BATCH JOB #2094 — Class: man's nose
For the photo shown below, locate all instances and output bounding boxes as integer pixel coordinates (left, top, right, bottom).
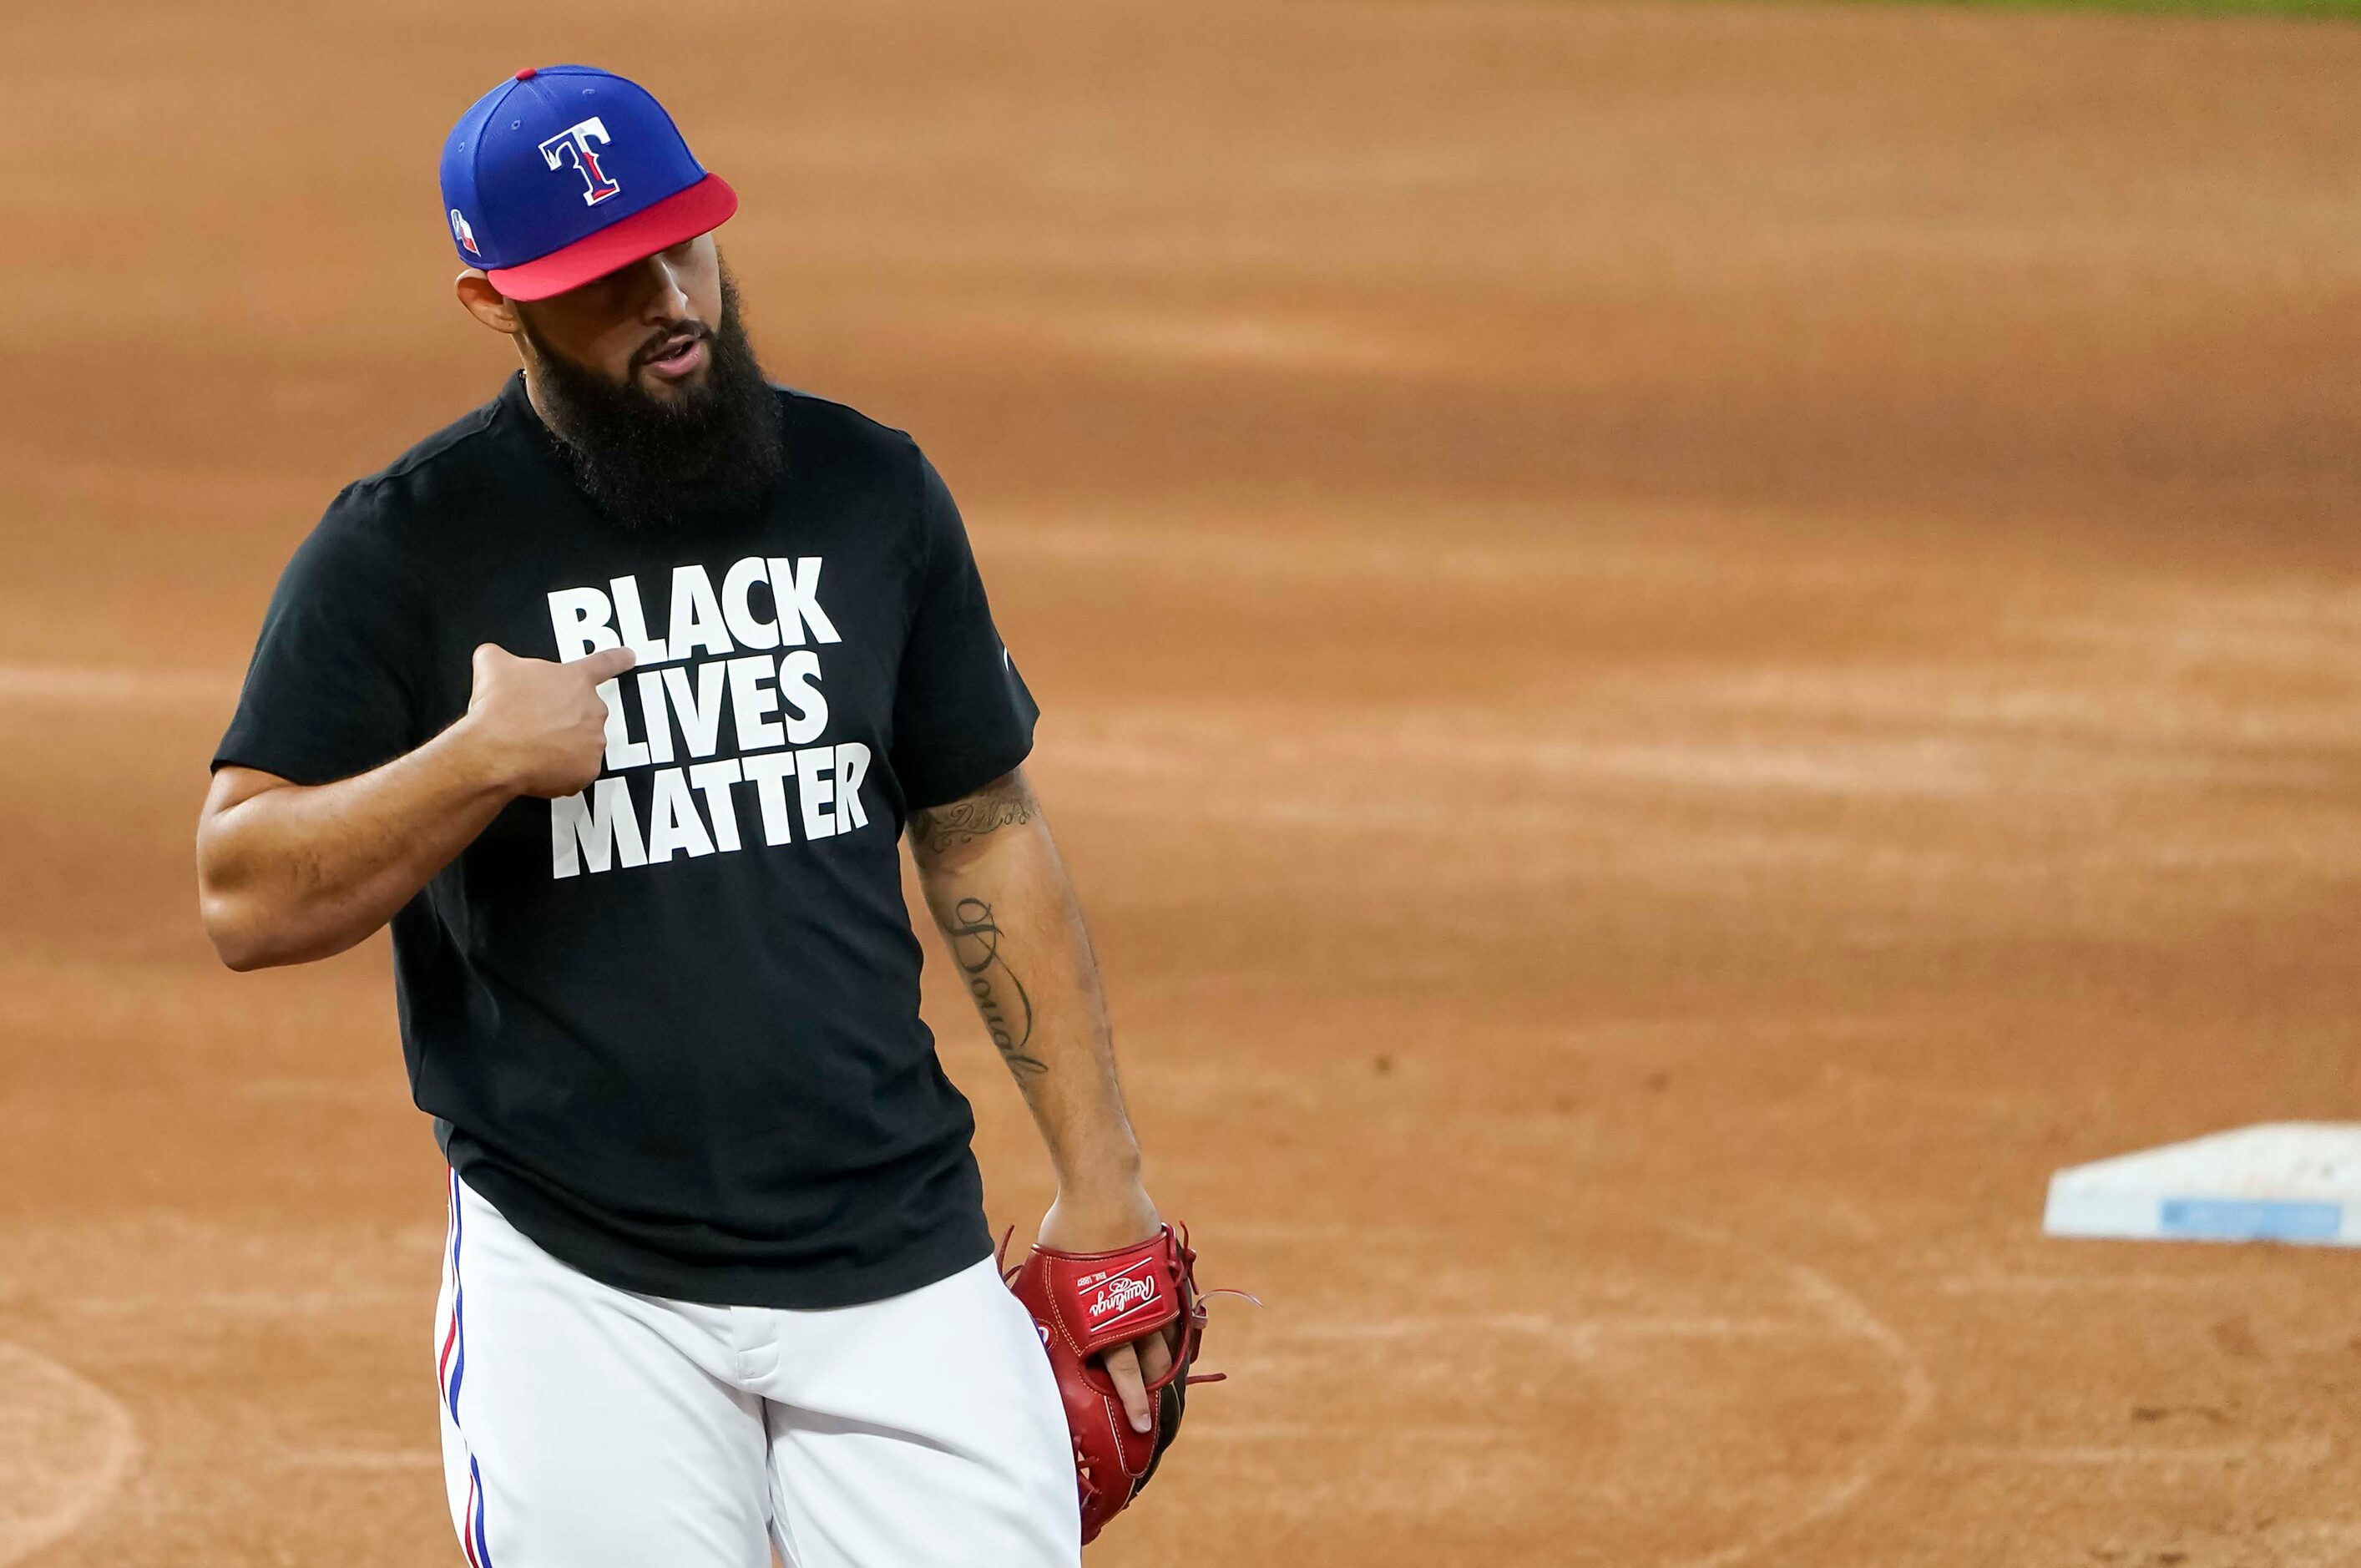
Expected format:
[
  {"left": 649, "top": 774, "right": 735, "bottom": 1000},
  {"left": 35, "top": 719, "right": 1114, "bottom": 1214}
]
[{"left": 632, "top": 254, "right": 693, "bottom": 323}]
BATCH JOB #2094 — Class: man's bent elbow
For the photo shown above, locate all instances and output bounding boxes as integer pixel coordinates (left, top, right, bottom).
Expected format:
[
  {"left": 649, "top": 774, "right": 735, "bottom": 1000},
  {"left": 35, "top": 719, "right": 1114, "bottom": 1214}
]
[
  {"left": 200, "top": 883, "right": 372, "bottom": 971},
  {"left": 195, "top": 852, "right": 312, "bottom": 972},
  {"left": 200, "top": 888, "right": 280, "bottom": 972},
  {"left": 196, "top": 768, "right": 321, "bottom": 969}
]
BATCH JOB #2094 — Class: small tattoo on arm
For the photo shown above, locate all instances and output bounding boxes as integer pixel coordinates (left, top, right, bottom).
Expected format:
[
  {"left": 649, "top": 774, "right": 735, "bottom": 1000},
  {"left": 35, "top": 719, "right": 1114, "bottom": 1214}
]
[
  {"left": 908, "top": 781, "right": 1034, "bottom": 855},
  {"left": 946, "top": 897, "right": 1046, "bottom": 1078}
]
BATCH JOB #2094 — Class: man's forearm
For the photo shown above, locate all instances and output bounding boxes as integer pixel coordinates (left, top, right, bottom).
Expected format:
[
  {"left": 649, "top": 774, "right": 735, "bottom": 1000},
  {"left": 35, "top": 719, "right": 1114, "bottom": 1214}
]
[
  {"left": 918, "top": 770, "right": 1175, "bottom": 1423},
  {"left": 198, "top": 720, "right": 515, "bottom": 970},
  {"left": 911, "top": 771, "right": 1144, "bottom": 1194}
]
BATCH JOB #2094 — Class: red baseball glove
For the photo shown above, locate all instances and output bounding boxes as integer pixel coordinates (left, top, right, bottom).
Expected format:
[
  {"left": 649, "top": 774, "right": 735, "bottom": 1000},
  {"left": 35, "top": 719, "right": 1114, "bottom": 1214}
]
[{"left": 1004, "top": 1223, "right": 1229, "bottom": 1544}]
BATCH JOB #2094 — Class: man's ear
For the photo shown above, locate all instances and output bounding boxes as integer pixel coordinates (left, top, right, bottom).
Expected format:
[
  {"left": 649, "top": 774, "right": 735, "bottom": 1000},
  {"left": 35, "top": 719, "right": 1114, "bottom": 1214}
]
[{"left": 455, "top": 270, "right": 520, "bottom": 334}]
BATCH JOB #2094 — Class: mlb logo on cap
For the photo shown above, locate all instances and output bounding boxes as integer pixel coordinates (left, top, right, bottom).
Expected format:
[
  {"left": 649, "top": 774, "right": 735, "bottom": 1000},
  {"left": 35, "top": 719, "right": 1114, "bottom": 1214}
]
[{"left": 438, "top": 65, "right": 737, "bottom": 301}]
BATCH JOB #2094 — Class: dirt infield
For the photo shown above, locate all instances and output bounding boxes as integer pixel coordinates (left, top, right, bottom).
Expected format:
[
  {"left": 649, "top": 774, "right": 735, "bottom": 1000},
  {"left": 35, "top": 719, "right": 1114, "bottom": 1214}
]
[{"left": 5, "top": 2, "right": 2360, "bottom": 1563}]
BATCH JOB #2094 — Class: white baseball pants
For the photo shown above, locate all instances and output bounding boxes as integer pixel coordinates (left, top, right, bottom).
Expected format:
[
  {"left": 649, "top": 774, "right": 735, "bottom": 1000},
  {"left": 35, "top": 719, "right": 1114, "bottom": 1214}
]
[{"left": 432, "top": 1171, "right": 1080, "bottom": 1568}]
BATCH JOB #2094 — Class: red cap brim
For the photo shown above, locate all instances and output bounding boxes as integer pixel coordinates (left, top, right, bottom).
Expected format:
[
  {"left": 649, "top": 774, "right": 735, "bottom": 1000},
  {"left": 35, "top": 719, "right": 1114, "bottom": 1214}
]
[{"left": 487, "top": 174, "right": 739, "bottom": 302}]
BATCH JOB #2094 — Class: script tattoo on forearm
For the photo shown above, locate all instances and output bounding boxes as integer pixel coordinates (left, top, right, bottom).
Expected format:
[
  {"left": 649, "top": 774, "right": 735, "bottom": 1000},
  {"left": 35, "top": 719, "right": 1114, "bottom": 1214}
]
[
  {"left": 909, "top": 784, "right": 1034, "bottom": 855},
  {"left": 946, "top": 897, "right": 1046, "bottom": 1077}
]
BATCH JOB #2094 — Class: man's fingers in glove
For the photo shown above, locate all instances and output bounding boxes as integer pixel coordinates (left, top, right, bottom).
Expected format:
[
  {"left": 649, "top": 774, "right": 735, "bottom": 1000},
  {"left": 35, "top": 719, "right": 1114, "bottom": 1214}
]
[
  {"left": 1103, "top": 1326, "right": 1179, "bottom": 1434},
  {"left": 1140, "top": 1324, "right": 1175, "bottom": 1387},
  {"left": 1102, "top": 1340, "right": 1151, "bottom": 1432}
]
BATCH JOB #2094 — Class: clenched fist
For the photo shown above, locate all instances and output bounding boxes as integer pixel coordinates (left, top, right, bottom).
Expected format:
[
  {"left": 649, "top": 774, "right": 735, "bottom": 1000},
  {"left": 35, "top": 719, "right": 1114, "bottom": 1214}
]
[{"left": 462, "top": 643, "right": 638, "bottom": 799}]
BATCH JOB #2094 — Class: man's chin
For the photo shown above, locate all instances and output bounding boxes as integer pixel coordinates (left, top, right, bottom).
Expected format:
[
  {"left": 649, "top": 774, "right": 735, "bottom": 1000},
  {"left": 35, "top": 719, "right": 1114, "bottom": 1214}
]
[{"left": 634, "top": 369, "right": 709, "bottom": 403}]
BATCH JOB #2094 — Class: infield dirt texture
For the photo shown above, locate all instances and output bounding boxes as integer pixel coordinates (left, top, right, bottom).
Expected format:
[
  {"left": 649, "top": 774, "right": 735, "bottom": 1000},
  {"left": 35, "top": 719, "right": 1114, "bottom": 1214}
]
[{"left": 5, "top": 3, "right": 2360, "bottom": 1565}]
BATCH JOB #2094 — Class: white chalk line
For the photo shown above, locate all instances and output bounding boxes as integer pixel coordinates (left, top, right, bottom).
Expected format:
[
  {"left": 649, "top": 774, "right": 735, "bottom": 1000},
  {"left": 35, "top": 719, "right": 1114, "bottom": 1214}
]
[
  {"left": 1250, "top": 1313, "right": 1846, "bottom": 1350},
  {"left": 63, "top": 1288, "right": 418, "bottom": 1318},
  {"left": 1193, "top": 1235, "right": 1932, "bottom": 1567},
  {"left": 0, "top": 660, "right": 236, "bottom": 706},
  {"left": 265, "top": 1444, "right": 441, "bottom": 1473},
  {"left": 1941, "top": 1436, "right": 2331, "bottom": 1469},
  {"left": 237, "top": 1075, "right": 400, "bottom": 1104},
  {"left": 1031, "top": 310, "right": 1423, "bottom": 374},
  {"left": 0, "top": 1343, "right": 139, "bottom": 1567},
  {"left": 1662, "top": 1227, "right": 1937, "bottom": 1568},
  {"left": 1203, "top": 1420, "right": 1545, "bottom": 1444},
  {"left": 1937, "top": 1272, "right": 2257, "bottom": 1297},
  {"left": 0, "top": 660, "right": 1966, "bottom": 807}
]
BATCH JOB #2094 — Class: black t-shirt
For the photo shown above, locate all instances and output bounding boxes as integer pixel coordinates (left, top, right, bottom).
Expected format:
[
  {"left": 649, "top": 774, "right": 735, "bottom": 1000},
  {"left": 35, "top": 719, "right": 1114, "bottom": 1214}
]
[{"left": 214, "top": 374, "right": 1038, "bottom": 1308}]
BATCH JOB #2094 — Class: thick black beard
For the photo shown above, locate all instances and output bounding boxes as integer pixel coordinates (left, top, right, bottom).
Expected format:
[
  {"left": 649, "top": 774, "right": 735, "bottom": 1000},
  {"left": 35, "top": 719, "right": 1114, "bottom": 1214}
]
[{"left": 520, "top": 266, "right": 782, "bottom": 530}]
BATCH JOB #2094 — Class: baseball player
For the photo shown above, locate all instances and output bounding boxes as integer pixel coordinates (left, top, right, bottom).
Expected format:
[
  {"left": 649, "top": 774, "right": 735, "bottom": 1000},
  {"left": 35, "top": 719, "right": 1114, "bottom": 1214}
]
[{"left": 195, "top": 65, "right": 1191, "bottom": 1566}]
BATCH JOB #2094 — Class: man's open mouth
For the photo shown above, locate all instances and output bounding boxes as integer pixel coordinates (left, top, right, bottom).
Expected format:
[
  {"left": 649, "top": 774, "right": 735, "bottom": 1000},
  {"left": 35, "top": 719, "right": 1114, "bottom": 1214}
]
[{"left": 642, "top": 331, "right": 709, "bottom": 378}]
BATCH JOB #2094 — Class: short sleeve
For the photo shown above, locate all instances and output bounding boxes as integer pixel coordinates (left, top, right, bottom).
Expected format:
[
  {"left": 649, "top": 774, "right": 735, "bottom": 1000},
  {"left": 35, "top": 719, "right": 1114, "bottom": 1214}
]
[
  {"left": 212, "top": 489, "right": 432, "bottom": 786},
  {"left": 889, "top": 454, "right": 1039, "bottom": 811}
]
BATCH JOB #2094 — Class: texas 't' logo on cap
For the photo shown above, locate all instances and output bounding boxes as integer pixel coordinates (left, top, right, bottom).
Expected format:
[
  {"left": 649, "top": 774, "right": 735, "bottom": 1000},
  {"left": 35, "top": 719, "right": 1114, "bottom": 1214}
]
[
  {"left": 538, "top": 118, "right": 622, "bottom": 206},
  {"left": 437, "top": 65, "right": 736, "bottom": 301}
]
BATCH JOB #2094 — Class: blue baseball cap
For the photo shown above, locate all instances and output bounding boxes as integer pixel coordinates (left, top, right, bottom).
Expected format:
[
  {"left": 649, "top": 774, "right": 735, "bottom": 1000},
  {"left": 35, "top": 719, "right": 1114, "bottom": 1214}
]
[{"left": 439, "top": 65, "right": 737, "bottom": 301}]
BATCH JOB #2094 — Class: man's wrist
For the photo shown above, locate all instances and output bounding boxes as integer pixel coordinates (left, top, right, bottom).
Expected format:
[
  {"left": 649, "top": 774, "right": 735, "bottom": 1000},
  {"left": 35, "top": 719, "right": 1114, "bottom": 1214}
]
[
  {"left": 1054, "top": 1147, "right": 1145, "bottom": 1199},
  {"left": 1040, "top": 1164, "right": 1160, "bottom": 1254},
  {"left": 439, "top": 711, "right": 521, "bottom": 799}
]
